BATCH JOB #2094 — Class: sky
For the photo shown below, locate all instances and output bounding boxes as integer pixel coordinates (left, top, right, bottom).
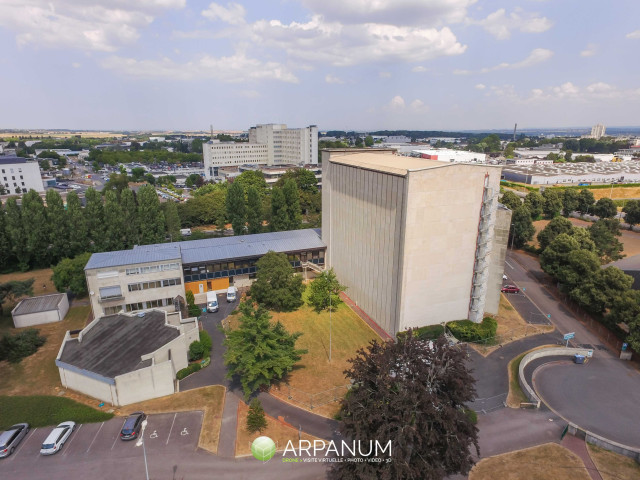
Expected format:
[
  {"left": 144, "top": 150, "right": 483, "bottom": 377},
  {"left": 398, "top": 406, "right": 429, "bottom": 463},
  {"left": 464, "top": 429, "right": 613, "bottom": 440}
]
[{"left": 1, "top": 0, "right": 639, "bottom": 132}]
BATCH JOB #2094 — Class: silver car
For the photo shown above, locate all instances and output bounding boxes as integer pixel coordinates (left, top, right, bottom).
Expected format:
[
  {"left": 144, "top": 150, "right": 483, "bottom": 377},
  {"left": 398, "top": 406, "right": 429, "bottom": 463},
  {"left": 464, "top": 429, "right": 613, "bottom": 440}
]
[
  {"left": 0, "top": 423, "right": 30, "bottom": 458},
  {"left": 40, "top": 421, "right": 76, "bottom": 455}
]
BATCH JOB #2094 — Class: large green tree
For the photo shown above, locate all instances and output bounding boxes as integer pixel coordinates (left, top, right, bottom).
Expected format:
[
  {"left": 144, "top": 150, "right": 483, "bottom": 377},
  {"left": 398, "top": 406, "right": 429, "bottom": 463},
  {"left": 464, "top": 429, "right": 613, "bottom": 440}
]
[
  {"left": 223, "top": 302, "right": 307, "bottom": 398},
  {"left": 269, "top": 187, "right": 289, "bottom": 232},
  {"left": 523, "top": 190, "right": 544, "bottom": 219},
  {"left": 500, "top": 191, "right": 522, "bottom": 211},
  {"left": 250, "top": 251, "right": 304, "bottom": 311},
  {"left": 226, "top": 181, "right": 247, "bottom": 235},
  {"left": 103, "top": 190, "right": 126, "bottom": 251},
  {"left": 537, "top": 216, "right": 574, "bottom": 251},
  {"left": 21, "top": 190, "right": 49, "bottom": 267},
  {"left": 539, "top": 233, "right": 580, "bottom": 281},
  {"left": 307, "top": 268, "right": 346, "bottom": 313},
  {"left": 235, "top": 170, "right": 267, "bottom": 196},
  {"left": 282, "top": 178, "right": 302, "bottom": 230},
  {"left": 0, "top": 279, "right": 34, "bottom": 314},
  {"left": 51, "top": 252, "right": 92, "bottom": 296},
  {"left": 84, "top": 187, "right": 105, "bottom": 251},
  {"left": 0, "top": 202, "right": 10, "bottom": 271},
  {"left": 588, "top": 219, "right": 624, "bottom": 263},
  {"left": 623, "top": 200, "right": 640, "bottom": 228},
  {"left": 571, "top": 267, "right": 633, "bottom": 315},
  {"left": 331, "top": 333, "right": 478, "bottom": 480},
  {"left": 120, "top": 188, "right": 139, "bottom": 248},
  {"left": 510, "top": 206, "right": 536, "bottom": 248},
  {"left": 45, "top": 189, "right": 69, "bottom": 264},
  {"left": 576, "top": 189, "right": 595, "bottom": 214},
  {"left": 246, "top": 186, "right": 263, "bottom": 235},
  {"left": 542, "top": 189, "right": 563, "bottom": 217},
  {"left": 163, "top": 200, "right": 181, "bottom": 241},
  {"left": 137, "top": 184, "right": 165, "bottom": 244},
  {"left": 593, "top": 197, "right": 618, "bottom": 219},
  {"left": 561, "top": 189, "right": 580, "bottom": 216},
  {"left": 66, "top": 191, "right": 89, "bottom": 256}
]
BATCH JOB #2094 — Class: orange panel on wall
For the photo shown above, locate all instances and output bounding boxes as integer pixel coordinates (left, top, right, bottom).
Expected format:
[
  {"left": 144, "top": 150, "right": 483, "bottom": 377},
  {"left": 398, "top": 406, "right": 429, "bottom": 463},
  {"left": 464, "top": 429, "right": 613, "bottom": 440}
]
[{"left": 185, "top": 277, "right": 229, "bottom": 295}]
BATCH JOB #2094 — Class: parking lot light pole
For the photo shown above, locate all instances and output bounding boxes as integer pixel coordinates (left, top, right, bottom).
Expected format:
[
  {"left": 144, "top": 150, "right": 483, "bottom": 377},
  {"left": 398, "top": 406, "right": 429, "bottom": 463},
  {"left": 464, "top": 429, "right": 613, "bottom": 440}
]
[{"left": 136, "top": 419, "right": 150, "bottom": 480}]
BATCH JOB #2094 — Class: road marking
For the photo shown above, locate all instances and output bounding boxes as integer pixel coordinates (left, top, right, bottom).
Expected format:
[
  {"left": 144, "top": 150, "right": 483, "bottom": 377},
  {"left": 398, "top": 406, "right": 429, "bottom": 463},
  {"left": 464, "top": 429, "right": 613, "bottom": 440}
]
[
  {"left": 150, "top": 430, "right": 158, "bottom": 439},
  {"left": 166, "top": 413, "right": 177, "bottom": 445},
  {"left": 180, "top": 427, "right": 189, "bottom": 436},
  {"left": 111, "top": 420, "right": 126, "bottom": 450},
  {"left": 505, "top": 260, "right": 514, "bottom": 269},
  {"left": 86, "top": 422, "right": 104, "bottom": 454},
  {"left": 9, "top": 427, "right": 37, "bottom": 461},
  {"left": 63, "top": 424, "right": 82, "bottom": 456}
]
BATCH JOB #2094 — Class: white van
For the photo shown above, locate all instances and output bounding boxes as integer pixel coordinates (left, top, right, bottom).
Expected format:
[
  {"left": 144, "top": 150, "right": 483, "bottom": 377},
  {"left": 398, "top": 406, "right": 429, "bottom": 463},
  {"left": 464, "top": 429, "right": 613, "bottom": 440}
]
[
  {"left": 206, "top": 291, "right": 219, "bottom": 313},
  {"left": 180, "top": 228, "right": 192, "bottom": 236},
  {"left": 226, "top": 286, "right": 238, "bottom": 303}
]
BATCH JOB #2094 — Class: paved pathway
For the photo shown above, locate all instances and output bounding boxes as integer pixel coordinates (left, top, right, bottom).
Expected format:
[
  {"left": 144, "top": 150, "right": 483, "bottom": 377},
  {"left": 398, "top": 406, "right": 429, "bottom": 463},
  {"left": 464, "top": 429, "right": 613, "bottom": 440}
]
[
  {"left": 561, "top": 434, "right": 603, "bottom": 480},
  {"left": 217, "top": 392, "right": 240, "bottom": 458}
]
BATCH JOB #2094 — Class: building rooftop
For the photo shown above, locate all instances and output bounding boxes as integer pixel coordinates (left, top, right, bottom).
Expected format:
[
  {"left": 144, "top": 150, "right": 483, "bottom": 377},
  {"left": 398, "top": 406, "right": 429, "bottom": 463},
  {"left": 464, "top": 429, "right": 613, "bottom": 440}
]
[
  {"left": 0, "top": 157, "right": 28, "bottom": 165},
  {"left": 12, "top": 294, "right": 66, "bottom": 316},
  {"left": 58, "top": 311, "right": 179, "bottom": 379},
  {"left": 502, "top": 162, "right": 640, "bottom": 178},
  {"left": 608, "top": 254, "right": 640, "bottom": 271},
  {"left": 85, "top": 229, "right": 326, "bottom": 270},
  {"left": 328, "top": 151, "right": 446, "bottom": 176}
]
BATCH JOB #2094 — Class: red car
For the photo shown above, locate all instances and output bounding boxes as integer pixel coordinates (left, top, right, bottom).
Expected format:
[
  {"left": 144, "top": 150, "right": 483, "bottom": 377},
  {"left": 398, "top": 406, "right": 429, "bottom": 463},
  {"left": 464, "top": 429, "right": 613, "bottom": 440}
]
[{"left": 501, "top": 285, "right": 520, "bottom": 294}]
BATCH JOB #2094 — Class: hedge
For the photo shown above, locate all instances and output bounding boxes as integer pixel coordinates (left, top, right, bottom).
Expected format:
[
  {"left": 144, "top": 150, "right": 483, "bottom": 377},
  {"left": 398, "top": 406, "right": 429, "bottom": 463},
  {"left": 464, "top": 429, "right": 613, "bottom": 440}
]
[
  {"left": 0, "top": 396, "right": 113, "bottom": 429},
  {"left": 397, "top": 324, "right": 445, "bottom": 341},
  {"left": 0, "top": 329, "right": 46, "bottom": 364},
  {"left": 176, "top": 362, "right": 201, "bottom": 380},
  {"left": 447, "top": 317, "right": 498, "bottom": 343}
]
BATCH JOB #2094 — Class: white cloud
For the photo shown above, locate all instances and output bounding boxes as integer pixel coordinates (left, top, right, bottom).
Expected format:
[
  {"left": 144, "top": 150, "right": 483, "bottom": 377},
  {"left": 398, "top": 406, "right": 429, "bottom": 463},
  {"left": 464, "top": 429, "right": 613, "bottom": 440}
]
[
  {"left": 475, "top": 83, "right": 485, "bottom": 90},
  {"left": 101, "top": 52, "right": 298, "bottom": 83},
  {"left": 580, "top": 43, "right": 597, "bottom": 57},
  {"left": 454, "top": 48, "right": 553, "bottom": 75},
  {"left": 388, "top": 95, "right": 406, "bottom": 109},
  {"left": 626, "top": 30, "right": 640, "bottom": 39},
  {"left": 486, "top": 81, "right": 639, "bottom": 103},
  {"left": 410, "top": 99, "right": 428, "bottom": 112},
  {"left": 470, "top": 8, "right": 552, "bottom": 40},
  {"left": 325, "top": 74, "right": 344, "bottom": 84},
  {"left": 72, "top": 62, "right": 81, "bottom": 68},
  {"left": 412, "top": 66, "right": 427, "bottom": 72},
  {"left": 252, "top": 16, "right": 466, "bottom": 66},
  {"left": 201, "top": 2, "right": 246, "bottom": 25},
  {"left": 171, "top": 30, "right": 217, "bottom": 40},
  {"left": 0, "top": 0, "right": 184, "bottom": 51},
  {"left": 379, "top": 71, "right": 392, "bottom": 78}
]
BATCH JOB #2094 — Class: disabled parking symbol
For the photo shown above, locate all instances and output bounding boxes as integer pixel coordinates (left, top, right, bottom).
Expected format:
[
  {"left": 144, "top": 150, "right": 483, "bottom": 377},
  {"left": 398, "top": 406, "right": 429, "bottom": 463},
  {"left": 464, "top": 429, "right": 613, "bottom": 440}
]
[
  {"left": 181, "top": 428, "right": 189, "bottom": 436},
  {"left": 150, "top": 430, "right": 158, "bottom": 439}
]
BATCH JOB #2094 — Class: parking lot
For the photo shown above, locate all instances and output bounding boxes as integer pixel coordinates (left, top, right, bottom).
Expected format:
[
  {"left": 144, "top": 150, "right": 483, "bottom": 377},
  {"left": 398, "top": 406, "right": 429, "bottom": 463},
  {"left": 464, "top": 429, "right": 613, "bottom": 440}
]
[{"left": 0, "top": 411, "right": 202, "bottom": 475}]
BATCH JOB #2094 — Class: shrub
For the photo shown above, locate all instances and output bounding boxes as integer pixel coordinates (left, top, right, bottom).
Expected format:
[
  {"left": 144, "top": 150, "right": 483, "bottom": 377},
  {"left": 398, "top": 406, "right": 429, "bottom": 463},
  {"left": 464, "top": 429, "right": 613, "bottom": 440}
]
[
  {"left": 199, "top": 331, "right": 212, "bottom": 357},
  {"left": 188, "top": 341, "right": 205, "bottom": 361},
  {"left": 185, "top": 290, "right": 195, "bottom": 306},
  {"left": 176, "top": 362, "right": 202, "bottom": 380},
  {"left": 246, "top": 399, "right": 267, "bottom": 434},
  {"left": 463, "top": 408, "right": 478, "bottom": 425},
  {"left": 188, "top": 303, "right": 201, "bottom": 318},
  {"left": 447, "top": 317, "right": 497, "bottom": 343},
  {"left": 0, "top": 329, "right": 46, "bottom": 364}
]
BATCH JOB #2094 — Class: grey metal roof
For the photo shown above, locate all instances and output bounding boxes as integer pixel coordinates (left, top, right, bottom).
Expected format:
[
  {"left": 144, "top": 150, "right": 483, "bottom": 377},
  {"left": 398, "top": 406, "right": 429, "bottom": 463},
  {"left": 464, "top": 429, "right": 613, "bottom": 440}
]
[
  {"left": 85, "top": 245, "right": 181, "bottom": 270},
  {"left": 58, "top": 311, "right": 179, "bottom": 379},
  {"left": 12, "top": 294, "right": 66, "bottom": 316},
  {"left": 0, "top": 157, "right": 28, "bottom": 165}
]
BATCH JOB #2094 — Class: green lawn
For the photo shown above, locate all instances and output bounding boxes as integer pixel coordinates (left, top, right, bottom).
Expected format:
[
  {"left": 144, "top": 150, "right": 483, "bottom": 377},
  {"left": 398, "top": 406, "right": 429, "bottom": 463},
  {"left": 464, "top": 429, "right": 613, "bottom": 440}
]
[{"left": 0, "top": 395, "right": 113, "bottom": 429}]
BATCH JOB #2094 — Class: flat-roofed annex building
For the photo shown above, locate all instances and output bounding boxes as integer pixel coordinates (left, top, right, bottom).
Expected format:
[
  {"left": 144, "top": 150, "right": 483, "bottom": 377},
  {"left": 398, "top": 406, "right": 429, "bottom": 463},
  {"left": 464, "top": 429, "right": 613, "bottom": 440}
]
[
  {"left": 322, "top": 150, "right": 510, "bottom": 337},
  {"left": 1, "top": 157, "right": 44, "bottom": 194},
  {"left": 85, "top": 229, "right": 327, "bottom": 319}
]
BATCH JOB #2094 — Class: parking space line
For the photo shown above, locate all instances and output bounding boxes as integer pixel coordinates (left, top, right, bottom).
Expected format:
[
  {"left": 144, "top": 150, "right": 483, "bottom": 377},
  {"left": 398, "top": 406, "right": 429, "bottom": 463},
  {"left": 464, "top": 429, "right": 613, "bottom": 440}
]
[
  {"left": 8, "top": 427, "right": 37, "bottom": 461},
  {"left": 166, "top": 413, "right": 177, "bottom": 445},
  {"left": 111, "top": 420, "right": 126, "bottom": 450},
  {"left": 62, "top": 424, "right": 82, "bottom": 456},
  {"left": 86, "top": 422, "right": 104, "bottom": 454}
]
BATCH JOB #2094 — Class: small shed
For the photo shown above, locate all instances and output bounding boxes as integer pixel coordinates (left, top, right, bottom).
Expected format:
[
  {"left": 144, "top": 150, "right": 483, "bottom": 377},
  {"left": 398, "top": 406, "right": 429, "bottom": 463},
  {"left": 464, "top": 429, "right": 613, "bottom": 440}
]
[{"left": 11, "top": 293, "right": 69, "bottom": 328}]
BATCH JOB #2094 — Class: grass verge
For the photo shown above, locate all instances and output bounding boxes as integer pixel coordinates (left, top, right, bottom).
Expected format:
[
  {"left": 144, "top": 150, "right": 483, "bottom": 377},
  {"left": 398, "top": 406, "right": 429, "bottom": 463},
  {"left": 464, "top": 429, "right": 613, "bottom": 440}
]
[
  {"left": 586, "top": 443, "right": 640, "bottom": 480},
  {"left": 0, "top": 395, "right": 113, "bottom": 429},
  {"left": 469, "top": 443, "right": 591, "bottom": 480},
  {"left": 118, "top": 385, "right": 225, "bottom": 454},
  {"left": 506, "top": 345, "right": 557, "bottom": 408},
  {"left": 235, "top": 399, "right": 321, "bottom": 456}
]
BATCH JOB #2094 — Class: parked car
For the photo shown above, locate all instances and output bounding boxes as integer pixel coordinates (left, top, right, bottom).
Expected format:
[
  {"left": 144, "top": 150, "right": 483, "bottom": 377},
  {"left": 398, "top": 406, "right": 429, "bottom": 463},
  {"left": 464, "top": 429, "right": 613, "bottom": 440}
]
[
  {"left": 226, "top": 286, "right": 237, "bottom": 303},
  {"left": 502, "top": 274, "right": 508, "bottom": 281},
  {"left": 120, "top": 412, "right": 146, "bottom": 441},
  {"left": 40, "top": 421, "right": 76, "bottom": 455},
  {"left": 0, "top": 423, "right": 29, "bottom": 458},
  {"left": 501, "top": 285, "right": 520, "bottom": 294}
]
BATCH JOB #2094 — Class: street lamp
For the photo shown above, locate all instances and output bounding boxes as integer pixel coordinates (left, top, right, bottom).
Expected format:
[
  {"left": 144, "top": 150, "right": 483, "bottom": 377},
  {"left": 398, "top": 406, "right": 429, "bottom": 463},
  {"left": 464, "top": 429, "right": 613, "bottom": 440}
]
[{"left": 136, "top": 419, "right": 150, "bottom": 480}]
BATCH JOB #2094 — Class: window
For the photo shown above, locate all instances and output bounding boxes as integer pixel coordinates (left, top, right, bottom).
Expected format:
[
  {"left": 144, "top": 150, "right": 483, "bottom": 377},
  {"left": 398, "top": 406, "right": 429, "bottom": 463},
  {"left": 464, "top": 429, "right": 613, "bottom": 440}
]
[
  {"left": 99, "top": 285, "right": 122, "bottom": 299},
  {"left": 104, "top": 305, "right": 122, "bottom": 315}
]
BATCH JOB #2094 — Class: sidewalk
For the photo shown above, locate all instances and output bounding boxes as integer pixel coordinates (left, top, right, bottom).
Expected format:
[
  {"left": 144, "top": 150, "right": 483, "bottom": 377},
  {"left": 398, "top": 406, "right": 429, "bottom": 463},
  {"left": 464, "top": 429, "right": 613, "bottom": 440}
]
[{"left": 561, "top": 434, "right": 603, "bottom": 480}]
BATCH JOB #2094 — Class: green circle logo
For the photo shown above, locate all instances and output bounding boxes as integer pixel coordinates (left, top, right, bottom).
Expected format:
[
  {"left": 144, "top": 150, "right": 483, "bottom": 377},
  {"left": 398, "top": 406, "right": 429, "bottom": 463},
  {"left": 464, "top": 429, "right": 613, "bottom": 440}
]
[{"left": 251, "top": 436, "right": 276, "bottom": 461}]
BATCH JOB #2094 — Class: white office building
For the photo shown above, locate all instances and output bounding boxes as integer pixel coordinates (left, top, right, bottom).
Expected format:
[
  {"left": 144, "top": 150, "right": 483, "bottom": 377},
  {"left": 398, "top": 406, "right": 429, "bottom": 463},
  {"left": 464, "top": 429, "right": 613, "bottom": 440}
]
[
  {"left": 203, "top": 124, "right": 318, "bottom": 179},
  {"left": 591, "top": 124, "right": 606, "bottom": 139},
  {"left": 1, "top": 157, "right": 44, "bottom": 194}
]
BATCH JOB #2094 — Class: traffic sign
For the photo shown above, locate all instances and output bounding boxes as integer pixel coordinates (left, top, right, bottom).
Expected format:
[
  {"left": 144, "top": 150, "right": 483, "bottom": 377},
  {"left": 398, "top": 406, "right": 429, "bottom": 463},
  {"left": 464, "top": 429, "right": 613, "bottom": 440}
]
[{"left": 563, "top": 332, "right": 575, "bottom": 341}]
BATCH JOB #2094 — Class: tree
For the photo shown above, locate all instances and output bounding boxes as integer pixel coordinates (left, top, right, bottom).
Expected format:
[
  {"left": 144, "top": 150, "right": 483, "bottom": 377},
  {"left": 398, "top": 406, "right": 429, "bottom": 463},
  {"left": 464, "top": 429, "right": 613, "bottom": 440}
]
[
  {"left": 39, "top": 159, "right": 51, "bottom": 170},
  {"left": 558, "top": 249, "right": 601, "bottom": 291},
  {"left": 593, "top": 198, "right": 618, "bottom": 219},
  {"left": 21, "top": 190, "right": 49, "bottom": 267},
  {"left": 45, "top": 189, "right": 69, "bottom": 264},
  {"left": 163, "top": 200, "right": 181, "bottom": 240},
  {"left": 331, "top": 333, "right": 478, "bottom": 480},
  {"left": 137, "top": 184, "right": 165, "bottom": 244},
  {"left": 84, "top": 188, "right": 105, "bottom": 251},
  {"left": 103, "top": 190, "right": 126, "bottom": 251},
  {"left": 226, "top": 181, "right": 246, "bottom": 235},
  {"left": 250, "top": 251, "right": 304, "bottom": 311},
  {"left": 537, "top": 216, "right": 574, "bottom": 251},
  {"left": 364, "top": 135, "right": 374, "bottom": 147},
  {"left": 564, "top": 150, "right": 573, "bottom": 162},
  {"left": 120, "top": 188, "right": 139, "bottom": 248},
  {"left": 354, "top": 136, "right": 363, "bottom": 147},
  {"left": 576, "top": 189, "right": 595, "bottom": 214},
  {"left": 588, "top": 219, "right": 624, "bottom": 263},
  {"left": 51, "top": 253, "right": 92, "bottom": 296},
  {"left": 500, "top": 191, "right": 522, "bottom": 211},
  {"left": 539, "top": 233, "right": 580, "bottom": 280},
  {"left": 308, "top": 268, "right": 346, "bottom": 313},
  {"left": 103, "top": 173, "right": 130, "bottom": 195},
  {"left": 561, "top": 189, "right": 580, "bottom": 216},
  {"left": 274, "top": 168, "right": 318, "bottom": 193},
  {"left": 246, "top": 186, "right": 263, "bottom": 235},
  {"left": 130, "top": 167, "right": 146, "bottom": 182},
  {"left": 269, "top": 187, "right": 289, "bottom": 232},
  {"left": 510, "top": 206, "right": 536, "bottom": 248},
  {"left": 235, "top": 170, "right": 267, "bottom": 197},
  {"left": 569, "top": 227, "right": 596, "bottom": 252},
  {"left": 223, "top": 302, "right": 307, "bottom": 398},
  {"left": 66, "top": 191, "right": 89, "bottom": 256},
  {"left": 570, "top": 267, "right": 633, "bottom": 315},
  {"left": 246, "top": 399, "right": 268, "bottom": 434},
  {"left": 523, "top": 191, "right": 544, "bottom": 219},
  {"left": 283, "top": 179, "right": 302, "bottom": 230},
  {"left": 0, "top": 279, "right": 34, "bottom": 314},
  {"left": 623, "top": 200, "right": 640, "bottom": 228},
  {"left": 185, "top": 173, "right": 201, "bottom": 188},
  {"left": 4, "top": 198, "right": 29, "bottom": 270},
  {"left": 0, "top": 202, "right": 10, "bottom": 271},
  {"left": 542, "top": 189, "right": 563, "bottom": 217}
]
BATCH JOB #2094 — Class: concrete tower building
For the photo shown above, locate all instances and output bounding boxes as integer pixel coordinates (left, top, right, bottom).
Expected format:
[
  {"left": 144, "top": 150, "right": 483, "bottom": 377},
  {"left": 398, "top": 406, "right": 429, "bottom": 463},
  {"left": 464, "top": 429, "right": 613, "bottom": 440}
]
[
  {"left": 322, "top": 149, "right": 511, "bottom": 338},
  {"left": 591, "top": 124, "right": 606, "bottom": 139}
]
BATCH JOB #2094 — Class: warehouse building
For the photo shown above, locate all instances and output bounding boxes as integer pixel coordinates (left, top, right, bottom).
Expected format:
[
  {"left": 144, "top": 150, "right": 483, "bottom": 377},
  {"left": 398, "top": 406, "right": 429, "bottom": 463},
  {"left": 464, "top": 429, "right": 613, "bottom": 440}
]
[
  {"left": 11, "top": 293, "right": 69, "bottom": 328},
  {"left": 85, "top": 229, "right": 326, "bottom": 319},
  {"left": 56, "top": 310, "right": 198, "bottom": 406},
  {"left": 411, "top": 148, "right": 486, "bottom": 164},
  {"left": 1, "top": 156, "right": 44, "bottom": 194},
  {"left": 502, "top": 162, "right": 640, "bottom": 185},
  {"left": 322, "top": 149, "right": 509, "bottom": 337}
]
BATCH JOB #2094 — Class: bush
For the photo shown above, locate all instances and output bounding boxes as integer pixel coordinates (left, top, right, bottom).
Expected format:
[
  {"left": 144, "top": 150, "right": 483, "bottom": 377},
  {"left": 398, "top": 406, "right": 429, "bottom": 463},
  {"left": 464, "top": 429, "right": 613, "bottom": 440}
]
[
  {"left": 186, "top": 290, "right": 195, "bottom": 306},
  {"left": 199, "top": 331, "right": 212, "bottom": 357},
  {"left": 463, "top": 408, "right": 478, "bottom": 425},
  {"left": 0, "top": 329, "right": 46, "bottom": 364},
  {"left": 188, "top": 341, "right": 205, "bottom": 361},
  {"left": 447, "top": 317, "right": 497, "bottom": 343},
  {"left": 413, "top": 324, "right": 445, "bottom": 340},
  {"left": 176, "top": 362, "right": 202, "bottom": 380},
  {"left": 188, "top": 303, "right": 201, "bottom": 318},
  {"left": 246, "top": 399, "right": 267, "bottom": 434}
]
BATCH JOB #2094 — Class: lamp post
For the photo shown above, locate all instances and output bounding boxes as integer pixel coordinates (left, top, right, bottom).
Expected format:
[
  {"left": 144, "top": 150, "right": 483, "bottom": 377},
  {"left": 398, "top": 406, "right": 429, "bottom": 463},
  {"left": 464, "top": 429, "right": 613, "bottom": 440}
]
[
  {"left": 136, "top": 419, "right": 150, "bottom": 480},
  {"left": 329, "top": 288, "right": 332, "bottom": 363}
]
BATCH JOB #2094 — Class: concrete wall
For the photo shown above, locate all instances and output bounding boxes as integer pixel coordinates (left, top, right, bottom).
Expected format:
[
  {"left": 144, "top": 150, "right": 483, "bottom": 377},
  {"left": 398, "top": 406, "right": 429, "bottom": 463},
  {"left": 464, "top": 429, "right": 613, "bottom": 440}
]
[
  {"left": 12, "top": 295, "right": 69, "bottom": 328},
  {"left": 58, "top": 365, "right": 118, "bottom": 405},
  {"left": 0, "top": 161, "right": 43, "bottom": 193},
  {"left": 322, "top": 152, "right": 407, "bottom": 337},
  {"left": 567, "top": 423, "right": 640, "bottom": 462},
  {"left": 485, "top": 206, "right": 513, "bottom": 315},
  {"left": 114, "top": 361, "right": 175, "bottom": 406}
]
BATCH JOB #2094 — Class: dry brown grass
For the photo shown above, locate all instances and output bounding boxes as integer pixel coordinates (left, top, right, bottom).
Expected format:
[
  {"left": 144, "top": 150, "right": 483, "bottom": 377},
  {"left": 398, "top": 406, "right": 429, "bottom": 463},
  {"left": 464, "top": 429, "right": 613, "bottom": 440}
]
[
  {"left": 0, "top": 305, "right": 90, "bottom": 395},
  {"left": 592, "top": 186, "right": 640, "bottom": 200},
  {"left": 235, "top": 399, "right": 321, "bottom": 456},
  {"left": 586, "top": 443, "right": 640, "bottom": 480},
  {"left": 469, "top": 443, "right": 591, "bottom": 480},
  {"left": 0, "top": 268, "right": 56, "bottom": 297},
  {"left": 506, "top": 345, "right": 557, "bottom": 408},
  {"left": 117, "top": 386, "right": 225, "bottom": 454}
]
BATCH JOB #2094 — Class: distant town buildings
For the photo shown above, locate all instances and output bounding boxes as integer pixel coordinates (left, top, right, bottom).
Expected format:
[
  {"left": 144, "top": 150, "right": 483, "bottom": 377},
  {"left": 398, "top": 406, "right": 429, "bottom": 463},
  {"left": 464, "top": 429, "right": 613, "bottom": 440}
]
[
  {"left": 0, "top": 156, "right": 44, "bottom": 193},
  {"left": 590, "top": 123, "right": 606, "bottom": 139},
  {"left": 411, "top": 148, "right": 487, "bottom": 164},
  {"left": 203, "top": 124, "right": 318, "bottom": 180},
  {"left": 502, "top": 162, "right": 640, "bottom": 185}
]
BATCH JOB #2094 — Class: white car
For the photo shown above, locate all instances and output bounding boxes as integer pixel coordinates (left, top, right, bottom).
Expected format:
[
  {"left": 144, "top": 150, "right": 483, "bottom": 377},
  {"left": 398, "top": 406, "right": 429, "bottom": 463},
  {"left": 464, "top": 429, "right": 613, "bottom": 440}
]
[
  {"left": 40, "top": 421, "right": 75, "bottom": 455},
  {"left": 503, "top": 274, "right": 508, "bottom": 281}
]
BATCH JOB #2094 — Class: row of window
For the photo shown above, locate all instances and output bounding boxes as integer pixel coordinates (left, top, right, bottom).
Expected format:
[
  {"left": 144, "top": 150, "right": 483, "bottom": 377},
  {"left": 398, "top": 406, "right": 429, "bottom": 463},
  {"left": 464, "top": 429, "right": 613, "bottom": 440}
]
[
  {"left": 125, "top": 297, "right": 175, "bottom": 313},
  {"left": 2, "top": 175, "right": 23, "bottom": 181},
  {"left": 126, "top": 263, "right": 180, "bottom": 275},
  {"left": 1, "top": 168, "right": 22, "bottom": 174},
  {"left": 128, "top": 278, "right": 181, "bottom": 291}
]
